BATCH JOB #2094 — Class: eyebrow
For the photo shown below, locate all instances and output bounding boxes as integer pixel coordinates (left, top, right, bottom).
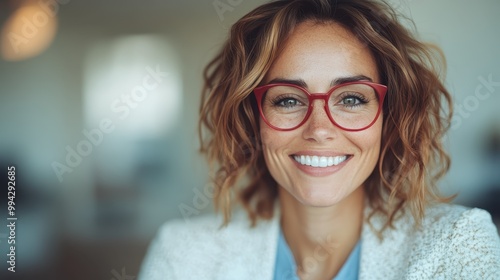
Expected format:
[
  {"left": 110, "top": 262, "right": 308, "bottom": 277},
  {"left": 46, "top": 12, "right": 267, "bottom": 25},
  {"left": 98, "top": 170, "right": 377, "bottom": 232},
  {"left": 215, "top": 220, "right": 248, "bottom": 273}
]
[{"left": 266, "top": 75, "right": 374, "bottom": 88}]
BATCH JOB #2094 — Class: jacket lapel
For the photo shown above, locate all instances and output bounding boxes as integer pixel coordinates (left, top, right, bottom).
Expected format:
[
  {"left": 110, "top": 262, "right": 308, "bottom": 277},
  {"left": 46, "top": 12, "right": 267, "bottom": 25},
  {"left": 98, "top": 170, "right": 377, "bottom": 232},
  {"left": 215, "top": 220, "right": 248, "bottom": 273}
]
[
  {"left": 359, "top": 207, "right": 414, "bottom": 280},
  {"left": 216, "top": 208, "right": 281, "bottom": 280}
]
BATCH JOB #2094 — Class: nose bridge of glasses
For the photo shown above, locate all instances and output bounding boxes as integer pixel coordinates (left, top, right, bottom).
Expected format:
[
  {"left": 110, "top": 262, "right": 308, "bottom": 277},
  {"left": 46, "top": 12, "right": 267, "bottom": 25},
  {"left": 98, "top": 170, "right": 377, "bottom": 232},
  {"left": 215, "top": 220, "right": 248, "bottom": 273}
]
[
  {"left": 308, "top": 93, "right": 330, "bottom": 111},
  {"left": 302, "top": 95, "right": 340, "bottom": 137},
  {"left": 307, "top": 95, "right": 333, "bottom": 125}
]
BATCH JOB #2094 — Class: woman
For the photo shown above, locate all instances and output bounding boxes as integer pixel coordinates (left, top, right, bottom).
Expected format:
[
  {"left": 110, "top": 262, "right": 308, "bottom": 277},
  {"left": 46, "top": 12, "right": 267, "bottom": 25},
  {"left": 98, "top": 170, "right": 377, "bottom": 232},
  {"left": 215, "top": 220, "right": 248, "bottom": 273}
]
[{"left": 139, "top": 0, "right": 500, "bottom": 279}]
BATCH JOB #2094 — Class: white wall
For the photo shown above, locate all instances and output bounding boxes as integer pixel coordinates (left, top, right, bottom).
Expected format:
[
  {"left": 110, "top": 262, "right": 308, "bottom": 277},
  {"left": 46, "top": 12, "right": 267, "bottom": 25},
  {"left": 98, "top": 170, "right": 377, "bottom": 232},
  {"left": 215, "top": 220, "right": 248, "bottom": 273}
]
[{"left": 393, "top": 0, "right": 500, "bottom": 201}]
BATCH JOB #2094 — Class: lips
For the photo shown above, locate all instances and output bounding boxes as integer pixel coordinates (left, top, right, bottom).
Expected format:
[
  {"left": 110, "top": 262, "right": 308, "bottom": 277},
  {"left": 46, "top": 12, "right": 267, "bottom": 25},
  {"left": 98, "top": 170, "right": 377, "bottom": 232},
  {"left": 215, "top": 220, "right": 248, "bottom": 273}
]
[{"left": 292, "top": 155, "right": 349, "bottom": 168}]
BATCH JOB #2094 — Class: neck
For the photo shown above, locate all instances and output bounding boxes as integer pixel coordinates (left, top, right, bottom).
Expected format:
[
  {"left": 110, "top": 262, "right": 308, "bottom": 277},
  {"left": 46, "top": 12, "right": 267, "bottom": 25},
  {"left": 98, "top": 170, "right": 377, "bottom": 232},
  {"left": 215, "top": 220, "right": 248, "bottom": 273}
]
[{"left": 279, "top": 187, "right": 365, "bottom": 278}]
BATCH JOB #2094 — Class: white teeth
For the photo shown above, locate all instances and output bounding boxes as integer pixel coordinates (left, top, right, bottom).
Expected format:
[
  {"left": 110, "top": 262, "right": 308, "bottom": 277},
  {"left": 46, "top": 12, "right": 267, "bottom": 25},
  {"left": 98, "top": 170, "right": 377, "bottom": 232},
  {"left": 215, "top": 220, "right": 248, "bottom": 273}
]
[
  {"left": 319, "top": 156, "right": 328, "bottom": 167},
  {"left": 311, "top": 156, "right": 319, "bottom": 166},
  {"left": 293, "top": 155, "right": 348, "bottom": 167}
]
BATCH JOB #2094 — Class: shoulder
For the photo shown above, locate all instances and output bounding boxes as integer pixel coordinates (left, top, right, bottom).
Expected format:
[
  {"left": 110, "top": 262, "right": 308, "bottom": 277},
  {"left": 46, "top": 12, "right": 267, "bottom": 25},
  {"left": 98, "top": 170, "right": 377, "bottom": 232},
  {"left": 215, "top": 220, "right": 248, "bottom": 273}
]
[
  {"left": 409, "top": 204, "right": 500, "bottom": 279},
  {"left": 360, "top": 203, "right": 500, "bottom": 279},
  {"left": 419, "top": 203, "right": 482, "bottom": 233},
  {"left": 418, "top": 203, "right": 499, "bottom": 247},
  {"left": 150, "top": 210, "right": 257, "bottom": 256},
  {"left": 153, "top": 209, "right": 275, "bottom": 249},
  {"left": 138, "top": 209, "right": 280, "bottom": 280}
]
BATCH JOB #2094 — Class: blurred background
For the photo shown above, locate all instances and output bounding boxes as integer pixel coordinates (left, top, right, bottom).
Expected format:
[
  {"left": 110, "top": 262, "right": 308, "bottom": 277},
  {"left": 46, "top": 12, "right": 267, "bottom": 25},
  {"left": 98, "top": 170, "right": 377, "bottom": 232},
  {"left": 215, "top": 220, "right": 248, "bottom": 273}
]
[{"left": 0, "top": 0, "right": 498, "bottom": 279}]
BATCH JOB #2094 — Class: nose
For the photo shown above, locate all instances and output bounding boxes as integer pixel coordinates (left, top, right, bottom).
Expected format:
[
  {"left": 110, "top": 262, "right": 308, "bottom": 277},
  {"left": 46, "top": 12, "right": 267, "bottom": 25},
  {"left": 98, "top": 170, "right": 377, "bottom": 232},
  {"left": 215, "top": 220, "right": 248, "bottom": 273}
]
[{"left": 301, "top": 99, "right": 339, "bottom": 143}]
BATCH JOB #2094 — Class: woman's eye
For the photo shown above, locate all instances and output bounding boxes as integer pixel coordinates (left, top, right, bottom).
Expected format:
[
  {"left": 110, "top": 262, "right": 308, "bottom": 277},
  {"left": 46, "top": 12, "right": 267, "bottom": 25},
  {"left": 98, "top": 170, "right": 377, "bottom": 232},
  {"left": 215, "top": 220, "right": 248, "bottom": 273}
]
[
  {"left": 277, "top": 98, "right": 301, "bottom": 107},
  {"left": 341, "top": 96, "right": 365, "bottom": 106}
]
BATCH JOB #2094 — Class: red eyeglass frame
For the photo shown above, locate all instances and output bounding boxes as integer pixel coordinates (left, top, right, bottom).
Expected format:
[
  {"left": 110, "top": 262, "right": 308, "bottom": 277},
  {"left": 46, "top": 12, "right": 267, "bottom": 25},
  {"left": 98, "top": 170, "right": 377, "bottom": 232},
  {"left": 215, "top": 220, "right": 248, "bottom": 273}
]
[{"left": 253, "top": 81, "right": 388, "bottom": 132}]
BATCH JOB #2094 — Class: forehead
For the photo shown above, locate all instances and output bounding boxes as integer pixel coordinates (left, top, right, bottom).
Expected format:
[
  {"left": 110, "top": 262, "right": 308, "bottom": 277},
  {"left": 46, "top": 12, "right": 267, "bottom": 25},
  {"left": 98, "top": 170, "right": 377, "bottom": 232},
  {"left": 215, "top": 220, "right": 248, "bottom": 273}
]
[{"left": 265, "top": 21, "right": 379, "bottom": 87}]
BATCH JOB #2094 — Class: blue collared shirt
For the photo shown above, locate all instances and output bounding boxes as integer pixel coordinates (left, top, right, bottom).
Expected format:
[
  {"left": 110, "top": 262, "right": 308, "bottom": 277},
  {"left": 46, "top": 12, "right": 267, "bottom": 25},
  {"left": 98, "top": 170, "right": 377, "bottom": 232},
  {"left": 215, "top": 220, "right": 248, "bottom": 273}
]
[{"left": 273, "top": 228, "right": 361, "bottom": 280}]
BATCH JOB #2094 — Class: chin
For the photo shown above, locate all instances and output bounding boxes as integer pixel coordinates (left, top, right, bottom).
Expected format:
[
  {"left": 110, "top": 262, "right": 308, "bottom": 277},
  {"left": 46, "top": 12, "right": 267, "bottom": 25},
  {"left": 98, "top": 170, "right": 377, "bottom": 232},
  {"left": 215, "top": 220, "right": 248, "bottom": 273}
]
[{"left": 293, "top": 187, "right": 347, "bottom": 207}]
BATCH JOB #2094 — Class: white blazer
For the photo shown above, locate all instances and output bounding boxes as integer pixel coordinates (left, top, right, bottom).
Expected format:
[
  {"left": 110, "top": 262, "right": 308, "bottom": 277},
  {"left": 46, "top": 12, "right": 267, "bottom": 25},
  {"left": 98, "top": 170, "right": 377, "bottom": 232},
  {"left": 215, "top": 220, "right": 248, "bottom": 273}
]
[{"left": 138, "top": 203, "right": 500, "bottom": 279}]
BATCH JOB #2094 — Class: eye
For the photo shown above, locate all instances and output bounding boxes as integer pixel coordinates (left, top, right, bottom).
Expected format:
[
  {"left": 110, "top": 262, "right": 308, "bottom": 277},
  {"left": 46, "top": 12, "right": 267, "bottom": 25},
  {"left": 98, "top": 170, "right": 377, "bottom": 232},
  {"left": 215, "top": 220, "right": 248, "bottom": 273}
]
[
  {"left": 269, "top": 94, "right": 306, "bottom": 109},
  {"left": 338, "top": 93, "right": 369, "bottom": 108},
  {"left": 276, "top": 98, "right": 302, "bottom": 108},
  {"left": 341, "top": 96, "right": 362, "bottom": 106}
]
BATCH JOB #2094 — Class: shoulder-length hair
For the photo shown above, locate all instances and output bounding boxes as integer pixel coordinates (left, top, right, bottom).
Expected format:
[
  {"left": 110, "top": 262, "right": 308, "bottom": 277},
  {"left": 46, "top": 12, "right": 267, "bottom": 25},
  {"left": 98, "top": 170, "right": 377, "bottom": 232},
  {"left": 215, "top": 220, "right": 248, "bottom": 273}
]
[{"left": 199, "top": 0, "right": 453, "bottom": 231}]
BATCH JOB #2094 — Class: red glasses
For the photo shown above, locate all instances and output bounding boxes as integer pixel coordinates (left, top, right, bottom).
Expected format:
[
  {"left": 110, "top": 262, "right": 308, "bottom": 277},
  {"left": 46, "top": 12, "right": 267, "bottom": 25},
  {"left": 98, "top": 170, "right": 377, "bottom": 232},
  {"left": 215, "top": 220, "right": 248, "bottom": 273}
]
[{"left": 253, "top": 81, "right": 387, "bottom": 131}]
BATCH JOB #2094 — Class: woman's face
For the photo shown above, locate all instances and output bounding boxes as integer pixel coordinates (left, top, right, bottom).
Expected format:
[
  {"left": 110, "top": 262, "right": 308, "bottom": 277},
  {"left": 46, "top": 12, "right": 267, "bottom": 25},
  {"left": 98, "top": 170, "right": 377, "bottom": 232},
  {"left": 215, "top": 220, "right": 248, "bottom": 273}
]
[{"left": 260, "top": 21, "right": 382, "bottom": 207}]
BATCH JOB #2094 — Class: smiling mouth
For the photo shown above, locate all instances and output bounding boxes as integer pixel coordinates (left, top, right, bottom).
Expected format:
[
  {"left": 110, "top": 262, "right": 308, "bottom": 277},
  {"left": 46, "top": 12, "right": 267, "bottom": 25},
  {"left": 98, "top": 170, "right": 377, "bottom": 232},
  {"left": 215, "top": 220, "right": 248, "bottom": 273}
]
[{"left": 292, "top": 155, "right": 350, "bottom": 168}]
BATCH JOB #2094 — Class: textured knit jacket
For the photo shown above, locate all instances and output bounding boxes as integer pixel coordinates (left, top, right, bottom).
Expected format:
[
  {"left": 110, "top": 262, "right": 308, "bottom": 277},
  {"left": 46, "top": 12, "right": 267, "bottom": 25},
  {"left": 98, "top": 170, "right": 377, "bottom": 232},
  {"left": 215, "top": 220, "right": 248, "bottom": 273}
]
[{"left": 138, "top": 203, "right": 500, "bottom": 279}]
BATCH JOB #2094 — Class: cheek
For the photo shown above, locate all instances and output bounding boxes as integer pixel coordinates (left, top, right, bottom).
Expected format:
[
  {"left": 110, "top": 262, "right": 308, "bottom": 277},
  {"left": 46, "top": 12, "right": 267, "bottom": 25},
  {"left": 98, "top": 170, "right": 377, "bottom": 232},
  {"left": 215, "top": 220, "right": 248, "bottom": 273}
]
[
  {"left": 260, "top": 127, "right": 283, "bottom": 183},
  {"left": 348, "top": 120, "right": 382, "bottom": 164},
  {"left": 357, "top": 121, "right": 382, "bottom": 164},
  {"left": 259, "top": 123, "right": 273, "bottom": 151},
  {"left": 259, "top": 124, "right": 295, "bottom": 179},
  {"left": 260, "top": 124, "right": 278, "bottom": 164},
  {"left": 365, "top": 126, "right": 382, "bottom": 149},
  {"left": 259, "top": 120, "right": 288, "bottom": 152}
]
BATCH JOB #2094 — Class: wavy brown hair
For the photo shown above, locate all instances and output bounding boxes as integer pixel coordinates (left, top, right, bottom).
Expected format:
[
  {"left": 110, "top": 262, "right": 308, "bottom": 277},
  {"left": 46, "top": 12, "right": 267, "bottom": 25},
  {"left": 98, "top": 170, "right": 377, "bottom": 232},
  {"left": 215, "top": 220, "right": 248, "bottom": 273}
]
[{"left": 199, "top": 0, "right": 453, "bottom": 231}]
